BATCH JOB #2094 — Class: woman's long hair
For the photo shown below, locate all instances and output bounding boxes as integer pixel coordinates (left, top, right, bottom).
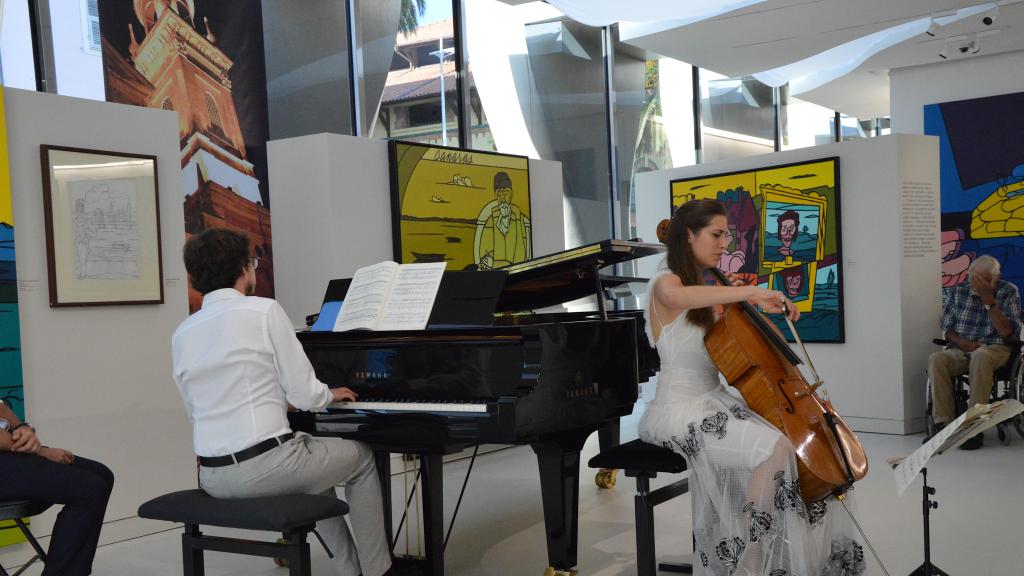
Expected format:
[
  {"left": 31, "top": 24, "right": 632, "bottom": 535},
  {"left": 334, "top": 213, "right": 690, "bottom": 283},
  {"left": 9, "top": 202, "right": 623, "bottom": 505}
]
[{"left": 663, "top": 199, "right": 727, "bottom": 332}]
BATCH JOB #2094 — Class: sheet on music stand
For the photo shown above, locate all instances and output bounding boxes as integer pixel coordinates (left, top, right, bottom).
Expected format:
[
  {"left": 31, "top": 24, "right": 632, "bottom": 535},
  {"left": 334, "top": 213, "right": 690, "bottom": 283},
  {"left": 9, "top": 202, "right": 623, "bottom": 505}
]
[{"left": 891, "top": 399, "right": 1024, "bottom": 495}]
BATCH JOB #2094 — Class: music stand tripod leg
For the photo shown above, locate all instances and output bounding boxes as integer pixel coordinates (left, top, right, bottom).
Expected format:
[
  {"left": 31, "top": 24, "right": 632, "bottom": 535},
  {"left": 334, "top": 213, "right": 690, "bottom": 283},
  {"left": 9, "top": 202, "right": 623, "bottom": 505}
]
[{"left": 908, "top": 468, "right": 950, "bottom": 576}]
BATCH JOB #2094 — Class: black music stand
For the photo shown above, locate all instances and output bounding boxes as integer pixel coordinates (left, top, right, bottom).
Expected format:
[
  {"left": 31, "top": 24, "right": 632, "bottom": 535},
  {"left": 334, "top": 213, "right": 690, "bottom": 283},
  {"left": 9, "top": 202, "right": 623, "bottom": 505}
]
[{"left": 908, "top": 467, "right": 948, "bottom": 576}]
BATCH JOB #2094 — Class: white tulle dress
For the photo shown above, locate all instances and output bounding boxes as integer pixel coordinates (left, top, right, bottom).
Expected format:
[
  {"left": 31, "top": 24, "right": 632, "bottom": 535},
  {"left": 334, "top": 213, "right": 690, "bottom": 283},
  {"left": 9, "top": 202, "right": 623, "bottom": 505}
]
[{"left": 637, "top": 270, "right": 866, "bottom": 576}]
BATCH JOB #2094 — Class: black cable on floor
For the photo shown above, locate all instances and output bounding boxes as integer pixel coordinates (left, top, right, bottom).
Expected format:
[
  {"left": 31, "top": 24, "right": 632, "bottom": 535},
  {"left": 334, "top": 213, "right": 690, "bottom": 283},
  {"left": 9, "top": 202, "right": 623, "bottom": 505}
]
[{"left": 444, "top": 444, "right": 479, "bottom": 551}]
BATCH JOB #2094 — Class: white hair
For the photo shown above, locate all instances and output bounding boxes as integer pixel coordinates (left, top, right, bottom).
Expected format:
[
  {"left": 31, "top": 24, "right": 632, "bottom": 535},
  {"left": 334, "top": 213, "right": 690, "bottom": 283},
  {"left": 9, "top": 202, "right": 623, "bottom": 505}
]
[{"left": 969, "top": 255, "right": 1000, "bottom": 277}]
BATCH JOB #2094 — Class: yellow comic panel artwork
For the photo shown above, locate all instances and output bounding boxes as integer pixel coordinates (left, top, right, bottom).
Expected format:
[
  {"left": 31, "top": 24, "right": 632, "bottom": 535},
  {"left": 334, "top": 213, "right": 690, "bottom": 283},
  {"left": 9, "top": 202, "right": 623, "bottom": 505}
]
[
  {"left": 395, "top": 144, "right": 531, "bottom": 271},
  {"left": 671, "top": 172, "right": 756, "bottom": 208}
]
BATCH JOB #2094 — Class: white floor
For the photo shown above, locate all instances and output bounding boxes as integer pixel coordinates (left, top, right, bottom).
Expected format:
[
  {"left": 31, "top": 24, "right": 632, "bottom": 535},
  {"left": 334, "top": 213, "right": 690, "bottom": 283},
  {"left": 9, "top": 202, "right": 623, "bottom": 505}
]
[{"left": 8, "top": 413, "right": 1024, "bottom": 576}]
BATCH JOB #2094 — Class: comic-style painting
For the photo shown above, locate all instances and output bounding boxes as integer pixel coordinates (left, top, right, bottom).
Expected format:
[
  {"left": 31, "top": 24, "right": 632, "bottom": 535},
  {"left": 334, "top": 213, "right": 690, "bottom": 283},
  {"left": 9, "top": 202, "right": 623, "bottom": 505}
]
[
  {"left": 924, "top": 92, "right": 1024, "bottom": 301},
  {"left": 389, "top": 141, "right": 532, "bottom": 271},
  {"left": 670, "top": 158, "right": 843, "bottom": 342}
]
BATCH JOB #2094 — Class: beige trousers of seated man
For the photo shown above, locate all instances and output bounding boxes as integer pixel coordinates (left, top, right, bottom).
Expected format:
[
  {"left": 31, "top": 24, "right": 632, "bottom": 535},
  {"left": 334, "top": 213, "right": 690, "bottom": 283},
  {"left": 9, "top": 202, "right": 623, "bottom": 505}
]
[{"left": 928, "top": 344, "right": 1012, "bottom": 424}]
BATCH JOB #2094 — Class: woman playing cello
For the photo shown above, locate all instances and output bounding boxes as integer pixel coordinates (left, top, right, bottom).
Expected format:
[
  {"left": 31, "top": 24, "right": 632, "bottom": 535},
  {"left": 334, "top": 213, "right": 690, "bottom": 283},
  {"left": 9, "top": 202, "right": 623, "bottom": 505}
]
[{"left": 639, "top": 199, "right": 865, "bottom": 576}]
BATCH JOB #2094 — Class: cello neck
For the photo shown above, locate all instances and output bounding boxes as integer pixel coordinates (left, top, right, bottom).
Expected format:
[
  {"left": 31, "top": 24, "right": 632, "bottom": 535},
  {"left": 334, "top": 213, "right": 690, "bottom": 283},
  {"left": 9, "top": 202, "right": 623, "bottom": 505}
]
[{"left": 708, "top": 268, "right": 803, "bottom": 366}]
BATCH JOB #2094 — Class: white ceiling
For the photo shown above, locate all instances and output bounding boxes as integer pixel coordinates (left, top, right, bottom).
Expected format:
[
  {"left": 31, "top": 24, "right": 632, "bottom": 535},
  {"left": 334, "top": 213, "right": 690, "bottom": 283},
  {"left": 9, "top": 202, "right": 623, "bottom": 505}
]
[{"left": 502, "top": 0, "right": 1024, "bottom": 118}]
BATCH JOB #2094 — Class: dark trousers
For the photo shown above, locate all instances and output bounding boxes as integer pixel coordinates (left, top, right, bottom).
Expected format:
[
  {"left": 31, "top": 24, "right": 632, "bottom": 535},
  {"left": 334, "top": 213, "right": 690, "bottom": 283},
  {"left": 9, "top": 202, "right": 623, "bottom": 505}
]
[{"left": 0, "top": 452, "right": 114, "bottom": 576}]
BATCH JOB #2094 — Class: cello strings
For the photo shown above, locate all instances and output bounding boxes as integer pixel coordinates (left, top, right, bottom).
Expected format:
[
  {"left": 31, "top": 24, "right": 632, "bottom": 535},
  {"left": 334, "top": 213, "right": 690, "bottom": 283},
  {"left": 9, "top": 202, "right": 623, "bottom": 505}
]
[
  {"left": 782, "top": 304, "right": 823, "bottom": 388},
  {"left": 839, "top": 496, "right": 892, "bottom": 576}
]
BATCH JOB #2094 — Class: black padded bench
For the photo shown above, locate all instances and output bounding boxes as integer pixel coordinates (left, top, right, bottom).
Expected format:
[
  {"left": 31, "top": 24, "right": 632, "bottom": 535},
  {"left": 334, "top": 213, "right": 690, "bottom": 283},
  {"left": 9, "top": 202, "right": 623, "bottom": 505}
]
[
  {"left": 589, "top": 439, "right": 693, "bottom": 575},
  {"left": 138, "top": 489, "right": 348, "bottom": 576}
]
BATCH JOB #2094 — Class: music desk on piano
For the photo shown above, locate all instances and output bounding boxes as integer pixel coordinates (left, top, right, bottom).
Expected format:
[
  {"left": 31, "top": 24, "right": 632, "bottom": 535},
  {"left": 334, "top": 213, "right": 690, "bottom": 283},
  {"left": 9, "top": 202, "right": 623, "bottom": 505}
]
[{"left": 293, "top": 239, "right": 664, "bottom": 575}]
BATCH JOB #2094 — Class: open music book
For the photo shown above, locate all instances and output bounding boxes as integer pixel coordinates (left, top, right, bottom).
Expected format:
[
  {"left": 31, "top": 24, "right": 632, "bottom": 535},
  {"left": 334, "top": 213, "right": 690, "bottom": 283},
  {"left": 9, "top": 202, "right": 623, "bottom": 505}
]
[
  {"left": 891, "top": 398, "right": 1024, "bottom": 495},
  {"left": 332, "top": 261, "right": 446, "bottom": 332}
]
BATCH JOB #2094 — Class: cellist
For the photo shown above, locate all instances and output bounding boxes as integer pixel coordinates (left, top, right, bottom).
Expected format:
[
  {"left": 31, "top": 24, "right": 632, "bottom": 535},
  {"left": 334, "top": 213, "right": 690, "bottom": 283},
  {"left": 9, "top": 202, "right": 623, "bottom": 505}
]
[{"left": 639, "top": 199, "right": 866, "bottom": 576}]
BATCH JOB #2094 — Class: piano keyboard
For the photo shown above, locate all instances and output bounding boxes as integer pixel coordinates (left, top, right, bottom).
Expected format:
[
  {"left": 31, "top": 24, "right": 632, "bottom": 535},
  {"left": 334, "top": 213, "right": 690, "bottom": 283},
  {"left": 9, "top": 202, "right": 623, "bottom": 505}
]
[{"left": 329, "top": 400, "right": 489, "bottom": 413}]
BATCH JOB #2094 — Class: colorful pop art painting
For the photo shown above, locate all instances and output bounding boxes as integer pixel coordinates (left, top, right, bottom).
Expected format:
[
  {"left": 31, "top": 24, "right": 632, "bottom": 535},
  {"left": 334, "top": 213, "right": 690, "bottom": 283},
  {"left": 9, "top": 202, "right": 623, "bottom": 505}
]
[
  {"left": 924, "top": 92, "right": 1024, "bottom": 299},
  {"left": 670, "top": 157, "right": 843, "bottom": 342},
  {"left": 389, "top": 141, "right": 532, "bottom": 271}
]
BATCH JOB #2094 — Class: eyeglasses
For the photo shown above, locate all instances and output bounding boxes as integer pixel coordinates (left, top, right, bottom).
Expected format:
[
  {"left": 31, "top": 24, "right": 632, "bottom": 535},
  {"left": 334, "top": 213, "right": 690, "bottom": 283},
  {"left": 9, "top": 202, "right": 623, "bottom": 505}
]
[{"left": 251, "top": 257, "right": 260, "bottom": 270}]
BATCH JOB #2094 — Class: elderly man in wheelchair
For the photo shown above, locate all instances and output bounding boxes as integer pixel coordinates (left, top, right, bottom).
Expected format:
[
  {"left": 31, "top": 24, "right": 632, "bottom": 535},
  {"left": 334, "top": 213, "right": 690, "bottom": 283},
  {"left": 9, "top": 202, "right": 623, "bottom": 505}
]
[{"left": 928, "top": 255, "right": 1022, "bottom": 450}]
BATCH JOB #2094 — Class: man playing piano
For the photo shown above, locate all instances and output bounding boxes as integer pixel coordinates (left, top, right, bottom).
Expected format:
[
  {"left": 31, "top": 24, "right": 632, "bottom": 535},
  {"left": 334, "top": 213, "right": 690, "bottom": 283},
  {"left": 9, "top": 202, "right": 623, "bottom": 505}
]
[{"left": 171, "top": 228, "right": 401, "bottom": 576}]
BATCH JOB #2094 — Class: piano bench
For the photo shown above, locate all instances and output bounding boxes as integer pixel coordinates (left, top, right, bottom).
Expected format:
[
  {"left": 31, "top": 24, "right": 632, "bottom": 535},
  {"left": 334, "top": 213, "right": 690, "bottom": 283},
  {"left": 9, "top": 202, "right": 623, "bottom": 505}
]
[
  {"left": 588, "top": 439, "right": 693, "bottom": 576},
  {"left": 138, "top": 489, "right": 348, "bottom": 576}
]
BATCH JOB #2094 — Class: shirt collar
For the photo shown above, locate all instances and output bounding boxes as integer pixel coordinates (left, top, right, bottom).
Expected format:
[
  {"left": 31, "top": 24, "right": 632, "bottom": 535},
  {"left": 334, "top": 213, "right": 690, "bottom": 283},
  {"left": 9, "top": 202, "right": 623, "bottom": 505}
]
[{"left": 201, "top": 288, "right": 245, "bottom": 309}]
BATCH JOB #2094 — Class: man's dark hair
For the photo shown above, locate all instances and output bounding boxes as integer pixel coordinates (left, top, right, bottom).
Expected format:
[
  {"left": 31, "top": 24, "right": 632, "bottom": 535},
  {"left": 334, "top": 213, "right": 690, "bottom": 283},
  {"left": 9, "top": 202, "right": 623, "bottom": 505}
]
[
  {"left": 183, "top": 228, "right": 251, "bottom": 294},
  {"left": 493, "top": 171, "right": 512, "bottom": 191},
  {"left": 777, "top": 210, "right": 800, "bottom": 229}
]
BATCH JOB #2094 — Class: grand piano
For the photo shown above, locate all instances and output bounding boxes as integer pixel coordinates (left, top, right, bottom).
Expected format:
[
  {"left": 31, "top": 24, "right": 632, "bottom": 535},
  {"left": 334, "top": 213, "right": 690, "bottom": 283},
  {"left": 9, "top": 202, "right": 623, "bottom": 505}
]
[{"left": 293, "top": 239, "right": 664, "bottom": 575}]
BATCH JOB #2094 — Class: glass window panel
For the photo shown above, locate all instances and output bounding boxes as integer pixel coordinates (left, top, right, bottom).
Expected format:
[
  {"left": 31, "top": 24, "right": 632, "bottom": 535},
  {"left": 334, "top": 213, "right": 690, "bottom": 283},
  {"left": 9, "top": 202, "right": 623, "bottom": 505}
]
[
  {"left": 464, "top": 0, "right": 611, "bottom": 247},
  {"left": 49, "top": 0, "right": 105, "bottom": 99},
  {"left": 619, "top": 54, "right": 695, "bottom": 240},
  {"left": 364, "top": 0, "right": 461, "bottom": 147},
  {"left": 0, "top": 0, "right": 37, "bottom": 90},
  {"left": 700, "top": 69, "right": 775, "bottom": 162},
  {"left": 261, "top": 0, "right": 353, "bottom": 139},
  {"left": 780, "top": 88, "right": 835, "bottom": 151},
  {"left": 839, "top": 114, "right": 868, "bottom": 141}
]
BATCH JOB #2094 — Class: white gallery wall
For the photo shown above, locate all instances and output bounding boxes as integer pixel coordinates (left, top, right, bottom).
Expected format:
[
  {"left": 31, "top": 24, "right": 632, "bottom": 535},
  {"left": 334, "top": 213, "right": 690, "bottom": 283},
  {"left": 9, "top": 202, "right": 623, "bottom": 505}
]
[
  {"left": 1, "top": 89, "right": 194, "bottom": 565},
  {"left": 634, "top": 135, "right": 941, "bottom": 434},
  {"left": 268, "top": 133, "right": 566, "bottom": 324},
  {"left": 890, "top": 50, "right": 1024, "bottom": 134}
]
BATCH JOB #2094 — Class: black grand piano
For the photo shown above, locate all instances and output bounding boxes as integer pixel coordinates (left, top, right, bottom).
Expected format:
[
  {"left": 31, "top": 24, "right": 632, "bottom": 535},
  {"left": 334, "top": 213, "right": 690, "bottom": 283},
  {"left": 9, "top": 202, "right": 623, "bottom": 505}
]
[{"left": 293, "top": 239, "right": 664, "bottom": 575}]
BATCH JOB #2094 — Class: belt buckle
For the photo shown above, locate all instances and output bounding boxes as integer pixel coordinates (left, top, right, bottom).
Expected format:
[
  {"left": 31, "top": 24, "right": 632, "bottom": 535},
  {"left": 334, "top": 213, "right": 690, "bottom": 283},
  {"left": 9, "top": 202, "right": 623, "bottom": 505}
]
[{"left": 231, "top": 453, "right": 239, "bottom": 465}]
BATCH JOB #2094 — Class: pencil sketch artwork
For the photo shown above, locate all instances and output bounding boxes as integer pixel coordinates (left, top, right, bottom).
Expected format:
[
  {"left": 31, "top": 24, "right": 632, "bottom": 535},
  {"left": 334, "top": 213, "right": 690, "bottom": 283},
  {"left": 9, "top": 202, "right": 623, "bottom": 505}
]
[{"left": 68, "top": 179, "right": 141, "bottom": 280}]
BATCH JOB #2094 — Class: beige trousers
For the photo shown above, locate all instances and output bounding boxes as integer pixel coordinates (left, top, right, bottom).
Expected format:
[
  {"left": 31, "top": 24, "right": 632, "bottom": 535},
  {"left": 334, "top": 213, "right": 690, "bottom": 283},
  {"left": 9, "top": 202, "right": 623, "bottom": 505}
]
[
  {"left": 199, "top": 432, "right": 391, "bottom": 576},
  {"left": 928, "top": 344, "right": 1012, "bottom": 424}
]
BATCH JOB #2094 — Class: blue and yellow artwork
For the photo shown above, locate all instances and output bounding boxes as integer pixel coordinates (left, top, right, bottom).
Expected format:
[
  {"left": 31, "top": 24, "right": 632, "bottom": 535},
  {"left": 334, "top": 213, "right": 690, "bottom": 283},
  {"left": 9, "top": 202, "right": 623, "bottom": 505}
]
[
  {"left": 671, "top": 157, "right": 843, "bottom": 342},
  {"left": 924, "top": 92, "right": 1024, "bottom": 300}
]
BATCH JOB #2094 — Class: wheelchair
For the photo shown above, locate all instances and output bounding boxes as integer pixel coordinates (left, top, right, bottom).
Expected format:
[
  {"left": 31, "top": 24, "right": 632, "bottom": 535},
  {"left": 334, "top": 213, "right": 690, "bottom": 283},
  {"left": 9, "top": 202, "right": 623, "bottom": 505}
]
[{"left": 924, "top": 338, "right": 1024, "bottom": 444}]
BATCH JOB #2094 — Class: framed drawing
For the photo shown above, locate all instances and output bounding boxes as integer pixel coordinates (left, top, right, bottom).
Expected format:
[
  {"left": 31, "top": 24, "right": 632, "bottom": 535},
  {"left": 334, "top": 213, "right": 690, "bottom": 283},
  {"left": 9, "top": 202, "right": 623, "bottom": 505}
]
[
  {"left": 388, "top": 140, "right": 532, "bottom": 271},
  {"left": 40, "top": 145, "right": 163, "bottom": 306},
  {"left": 670, "top": 157, "right": 843, "bottom": 342}
]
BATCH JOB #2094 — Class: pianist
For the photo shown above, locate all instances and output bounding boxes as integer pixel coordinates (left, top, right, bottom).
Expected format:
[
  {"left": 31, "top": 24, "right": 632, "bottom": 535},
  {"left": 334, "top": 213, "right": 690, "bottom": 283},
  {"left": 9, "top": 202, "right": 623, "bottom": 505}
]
[{"left": 171, "top": 228, "right": 395, "bottom": 576}]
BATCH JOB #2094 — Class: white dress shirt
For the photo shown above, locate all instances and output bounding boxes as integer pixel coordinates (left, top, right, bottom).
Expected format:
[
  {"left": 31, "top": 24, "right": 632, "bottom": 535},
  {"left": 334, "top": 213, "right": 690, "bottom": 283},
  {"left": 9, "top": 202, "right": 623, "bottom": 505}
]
[{"left": 171, "top": 288, "right": 332, "bottom": 457}]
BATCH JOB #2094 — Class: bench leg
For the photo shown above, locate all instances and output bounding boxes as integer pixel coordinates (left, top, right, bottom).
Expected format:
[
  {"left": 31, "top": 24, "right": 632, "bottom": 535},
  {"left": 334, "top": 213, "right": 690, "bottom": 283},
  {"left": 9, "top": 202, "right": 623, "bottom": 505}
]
[
  {"left": 635, "top": 477, "right": 656, "bottom": 576},
  {"left": 182, "top": 524, "right": 205, "bottom": 576},
  {"left": 285, "top": 530, "right": 312, "bottom": 576}
]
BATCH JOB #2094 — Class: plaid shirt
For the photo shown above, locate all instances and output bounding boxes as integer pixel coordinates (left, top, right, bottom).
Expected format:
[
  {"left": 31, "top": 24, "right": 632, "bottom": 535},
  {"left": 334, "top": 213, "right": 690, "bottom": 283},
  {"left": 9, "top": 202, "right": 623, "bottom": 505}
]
[{"left": 941, "top": 279, "right": 1021, "bottom": 344}]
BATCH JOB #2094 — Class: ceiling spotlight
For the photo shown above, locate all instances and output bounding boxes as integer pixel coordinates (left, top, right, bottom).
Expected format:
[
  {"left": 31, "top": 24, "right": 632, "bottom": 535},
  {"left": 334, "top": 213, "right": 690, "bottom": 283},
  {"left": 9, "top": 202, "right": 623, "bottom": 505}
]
[
  {"left": 926, "top": 19, "right": 941, "bottom": 36},
  {"left": 969, "top": 38, "right": 981, "bottom": 54},
  {"left": 982, "top": 5, "right": 999, "bottom": 25},
  {"left": 939, "top": 43, "right": 949, "bottom": 59}
]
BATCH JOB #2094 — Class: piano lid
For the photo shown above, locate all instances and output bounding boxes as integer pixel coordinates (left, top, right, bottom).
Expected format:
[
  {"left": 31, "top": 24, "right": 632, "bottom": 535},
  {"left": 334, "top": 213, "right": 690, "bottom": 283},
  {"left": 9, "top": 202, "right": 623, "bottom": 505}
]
[{"left": 495, "top": 239, "right": 664, "bottom": 312}]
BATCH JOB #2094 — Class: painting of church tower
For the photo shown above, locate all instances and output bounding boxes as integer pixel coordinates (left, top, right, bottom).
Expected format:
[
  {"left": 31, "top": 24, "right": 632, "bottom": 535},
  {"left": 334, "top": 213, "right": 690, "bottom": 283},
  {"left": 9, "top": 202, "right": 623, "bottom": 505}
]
[{"left": 101, "top": 0, "right": 273, "bottom": 312}]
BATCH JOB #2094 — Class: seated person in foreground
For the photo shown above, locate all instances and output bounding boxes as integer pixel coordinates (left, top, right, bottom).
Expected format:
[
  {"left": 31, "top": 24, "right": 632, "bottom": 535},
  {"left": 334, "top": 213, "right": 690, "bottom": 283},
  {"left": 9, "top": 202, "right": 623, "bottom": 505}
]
[
  {"left": 0, "top": 399, "right": 114, "bottom": 576},
  {"left": 928, "top": 255, "right": 1021, "bottom": 450},
  {"left": 172, "top": 228, "right": 407, "bottom": 576}
]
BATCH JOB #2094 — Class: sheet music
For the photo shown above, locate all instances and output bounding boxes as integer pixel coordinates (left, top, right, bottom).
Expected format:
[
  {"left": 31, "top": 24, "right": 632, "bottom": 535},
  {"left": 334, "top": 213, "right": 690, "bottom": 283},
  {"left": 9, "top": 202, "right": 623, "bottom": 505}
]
[
  {"left": 378, "top": 262, "right": 447, "bottom": 331},
  {"left": 893, "top": 399, "right": 1024, "bottom": 495},
  {"left": 332, "top": 261, "right": 398, "bottom": 332}
]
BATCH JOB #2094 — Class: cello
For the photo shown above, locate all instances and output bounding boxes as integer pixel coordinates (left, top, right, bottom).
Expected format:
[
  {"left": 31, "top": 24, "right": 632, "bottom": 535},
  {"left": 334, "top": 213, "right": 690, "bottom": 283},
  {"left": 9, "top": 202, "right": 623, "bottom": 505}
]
[{"left": 704, "top": 268, "right": 869, "bottom": 503}]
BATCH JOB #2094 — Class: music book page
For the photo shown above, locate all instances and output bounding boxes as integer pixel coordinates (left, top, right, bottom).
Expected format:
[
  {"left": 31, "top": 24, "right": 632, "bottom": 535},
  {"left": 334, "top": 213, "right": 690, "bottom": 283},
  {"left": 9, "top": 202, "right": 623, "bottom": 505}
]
[
  {"left": 892, "top": 399, "right": 1024, "bottom": 495},
  {"left": 377, "top": 262, "right": 447, "bottom": 331},
  {"left": 332, "top": 261, "right": 446, "bottom": 332}
]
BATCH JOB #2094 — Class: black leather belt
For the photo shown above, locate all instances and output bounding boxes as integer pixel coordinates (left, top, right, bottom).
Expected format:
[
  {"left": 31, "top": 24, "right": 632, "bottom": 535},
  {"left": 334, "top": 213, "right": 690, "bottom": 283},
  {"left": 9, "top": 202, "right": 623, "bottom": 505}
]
[{"left": 197, "top": 433, "right": 294, "bottom": 468}]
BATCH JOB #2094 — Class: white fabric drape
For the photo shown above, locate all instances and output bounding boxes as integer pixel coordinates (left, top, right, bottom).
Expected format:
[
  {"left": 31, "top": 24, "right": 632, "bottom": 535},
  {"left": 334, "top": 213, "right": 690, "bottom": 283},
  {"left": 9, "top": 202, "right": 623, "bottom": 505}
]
[
  {"left": 754, "top": 2, "right": 998, "bottom": 94},
  {"left": 544, "top": 0, "right": 768, "bottom": 27}
]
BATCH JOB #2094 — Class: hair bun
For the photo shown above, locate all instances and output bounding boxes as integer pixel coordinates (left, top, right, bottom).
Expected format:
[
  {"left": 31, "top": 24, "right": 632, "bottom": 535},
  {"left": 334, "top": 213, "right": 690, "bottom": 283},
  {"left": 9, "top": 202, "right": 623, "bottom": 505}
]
[{"left": 656, "top": 219, "right": 671, "bottom": 244}]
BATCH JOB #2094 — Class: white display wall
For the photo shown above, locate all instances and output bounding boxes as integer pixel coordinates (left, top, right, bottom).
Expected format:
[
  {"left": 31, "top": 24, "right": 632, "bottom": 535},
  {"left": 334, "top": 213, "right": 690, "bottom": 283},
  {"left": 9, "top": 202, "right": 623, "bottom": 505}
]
[
  {"left": 268, "top": 133, "right": 566, "bottom": 324},
  {"left": 634, "top": 135, "right": 941, "bottom": 434},
  {"left": 1, "top": 88, "right": 195, "bottom": 566}
]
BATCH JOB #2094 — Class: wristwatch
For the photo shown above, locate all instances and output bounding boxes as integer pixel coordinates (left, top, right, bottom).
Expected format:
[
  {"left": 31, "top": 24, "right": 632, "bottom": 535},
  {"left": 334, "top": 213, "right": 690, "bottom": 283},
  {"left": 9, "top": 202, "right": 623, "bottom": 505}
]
[{"left": 984, "top": 303, "right": 993, "bottom": 311}]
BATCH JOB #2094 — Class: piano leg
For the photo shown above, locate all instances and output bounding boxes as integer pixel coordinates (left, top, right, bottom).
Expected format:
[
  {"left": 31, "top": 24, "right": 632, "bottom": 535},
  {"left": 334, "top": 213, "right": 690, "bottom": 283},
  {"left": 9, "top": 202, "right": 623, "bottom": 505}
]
[
  {"left": 374, "top": 450, "right": 393, "bottom": 547},
  {"left": 419, "top": 453, "right": 445, "bottom": 576},
  {"left": 531, "top": 430, "right": 592, "bottom": 576},
  {"left": 595, "top": 419, "right": 620, "bottom": 489}
]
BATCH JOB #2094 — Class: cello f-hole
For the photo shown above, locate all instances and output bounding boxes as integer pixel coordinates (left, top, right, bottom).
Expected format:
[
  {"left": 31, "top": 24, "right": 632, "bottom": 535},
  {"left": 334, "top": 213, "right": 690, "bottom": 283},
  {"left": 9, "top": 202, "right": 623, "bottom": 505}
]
[{"left": 777, "top": 380, "right": 796, "bottom": 414}]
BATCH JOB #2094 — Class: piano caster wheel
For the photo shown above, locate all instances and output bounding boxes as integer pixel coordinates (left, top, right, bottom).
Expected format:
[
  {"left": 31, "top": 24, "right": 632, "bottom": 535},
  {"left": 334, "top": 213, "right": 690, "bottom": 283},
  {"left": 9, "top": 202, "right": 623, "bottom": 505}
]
[
  {"left": 544, "top": 567, "right": 578, "bottom": 576},
  {"left": 594, "top": 468, "right": 618, "bottom": 489},
  {"left": 273, "top": 538, "right": 289, "bottom": 567}
]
